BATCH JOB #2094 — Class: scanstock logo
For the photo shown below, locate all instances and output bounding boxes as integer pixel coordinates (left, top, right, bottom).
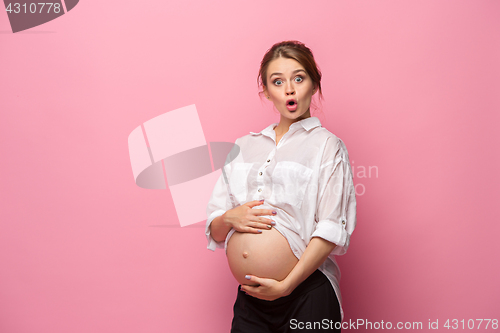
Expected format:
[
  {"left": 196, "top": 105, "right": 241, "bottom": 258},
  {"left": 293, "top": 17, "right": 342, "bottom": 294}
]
[
  {"left": 3, "top": 0, "right": 79, "bottom": 33},
  {"left": 128, "top": 105, "right": 239, "bottom": 227}
]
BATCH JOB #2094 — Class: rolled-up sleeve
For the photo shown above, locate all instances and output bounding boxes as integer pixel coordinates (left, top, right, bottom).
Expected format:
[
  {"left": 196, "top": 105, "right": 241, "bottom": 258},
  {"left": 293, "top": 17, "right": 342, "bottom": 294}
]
[
  {"left": 206, "top": 138, "right": 243, "bottom": 251},
  {"left": 311, "top": 137, "right": 357, "bottom": 256},
  {"left": 205, "top": 166, "right": 231, "bottom": 251}
]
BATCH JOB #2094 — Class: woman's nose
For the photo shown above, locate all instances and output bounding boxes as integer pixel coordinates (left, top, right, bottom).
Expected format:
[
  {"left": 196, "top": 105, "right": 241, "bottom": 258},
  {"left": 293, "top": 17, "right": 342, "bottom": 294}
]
[{"left": 285, "top": 82, "right": 295, "bottom": 95}]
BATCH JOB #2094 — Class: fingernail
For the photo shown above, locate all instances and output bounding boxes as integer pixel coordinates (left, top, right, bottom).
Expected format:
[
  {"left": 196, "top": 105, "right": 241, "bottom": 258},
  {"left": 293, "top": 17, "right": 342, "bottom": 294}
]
[
  {"left": 272, "top": 211, "right": 277, "bottom": 215},
  {"left": 245, "top": 275, "right": 250, "bottom": 280},
  {"left": 267, "top": 225, "right": 272, "bottom": 229},
  {"left": 260, "top": 199, "right": 265, "bottom": 202},
  {"left": 257, "top": 230, "right": 262, "bottom": 233},
  {"left": 271, "top": 221, "right": 276, "bottom": 226}
]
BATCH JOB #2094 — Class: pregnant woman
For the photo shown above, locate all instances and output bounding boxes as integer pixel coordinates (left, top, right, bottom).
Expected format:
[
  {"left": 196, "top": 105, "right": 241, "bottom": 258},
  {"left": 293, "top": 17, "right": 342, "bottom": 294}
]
[{"left": 205, "top": 40, "right": 357, "bottom": 332}]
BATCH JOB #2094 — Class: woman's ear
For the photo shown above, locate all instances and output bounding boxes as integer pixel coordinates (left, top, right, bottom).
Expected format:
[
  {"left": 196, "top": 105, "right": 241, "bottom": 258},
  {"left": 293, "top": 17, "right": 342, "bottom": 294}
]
[
  {"left": 312, "top": 83, "right": 318, "bottom": 95},
  {"left": 263, "top": 86, "right": 270, "bottom": 99}
]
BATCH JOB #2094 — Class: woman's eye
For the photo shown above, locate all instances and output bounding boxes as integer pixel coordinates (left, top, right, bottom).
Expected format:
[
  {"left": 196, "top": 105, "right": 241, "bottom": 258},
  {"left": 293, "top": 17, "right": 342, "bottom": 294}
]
[
  {"left": 295, "top": 76, "right": 303, "bottom": 83},
  {"left": 274, "top": 79, "right": 283, "bottom": 86}
]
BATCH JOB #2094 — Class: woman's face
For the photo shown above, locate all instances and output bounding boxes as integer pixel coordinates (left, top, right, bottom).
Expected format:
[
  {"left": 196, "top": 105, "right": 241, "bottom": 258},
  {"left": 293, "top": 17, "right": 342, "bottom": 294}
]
[{"left": 264, "top": 57, "right": 317, "bottom": 121}]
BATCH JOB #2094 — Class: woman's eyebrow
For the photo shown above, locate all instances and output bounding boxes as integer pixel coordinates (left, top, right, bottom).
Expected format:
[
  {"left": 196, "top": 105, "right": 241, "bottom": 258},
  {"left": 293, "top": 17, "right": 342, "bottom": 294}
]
[{"left": 269, "top": 69, "right": 306, "bottom": 78}]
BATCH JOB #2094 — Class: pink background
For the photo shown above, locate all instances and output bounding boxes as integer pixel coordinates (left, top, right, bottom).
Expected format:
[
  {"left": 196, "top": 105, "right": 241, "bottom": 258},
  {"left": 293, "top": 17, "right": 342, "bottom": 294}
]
[{"left": 1, "top": 0, "right": 499, "bottom": 332}]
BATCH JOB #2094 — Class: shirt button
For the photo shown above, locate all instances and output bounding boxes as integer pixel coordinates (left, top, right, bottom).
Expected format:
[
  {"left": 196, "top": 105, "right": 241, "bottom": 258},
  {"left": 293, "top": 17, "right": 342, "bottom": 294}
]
[
  {"left": 258, "top": 188, "right": 262, "bottom": 192},
  {"left": 259, "top": 172, "right": 263, "bottom": 176},
  {"left": 341, "top": 219, "right": 346, "bottom": 225},
  {"left": 267, "top": 159, "right": 270, "bottom": 162}
]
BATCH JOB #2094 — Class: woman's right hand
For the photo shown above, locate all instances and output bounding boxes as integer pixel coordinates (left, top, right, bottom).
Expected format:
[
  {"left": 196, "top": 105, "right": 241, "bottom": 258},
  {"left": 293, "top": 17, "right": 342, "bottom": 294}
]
[{"left": 222, "top": 200, "right": 277, "bottom": 234}]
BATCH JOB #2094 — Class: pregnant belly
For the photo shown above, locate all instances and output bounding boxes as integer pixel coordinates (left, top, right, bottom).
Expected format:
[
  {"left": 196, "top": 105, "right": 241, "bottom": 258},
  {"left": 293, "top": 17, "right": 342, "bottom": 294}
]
[{"left": 226, "top": 227, "right": 299, "bottom": 286}]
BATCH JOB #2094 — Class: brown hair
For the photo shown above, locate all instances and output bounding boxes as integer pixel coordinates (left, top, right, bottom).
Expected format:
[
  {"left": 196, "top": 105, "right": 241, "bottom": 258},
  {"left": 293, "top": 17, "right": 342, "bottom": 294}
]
[{"left": 258, "top": 40, "right": 323, "bottom": 101}]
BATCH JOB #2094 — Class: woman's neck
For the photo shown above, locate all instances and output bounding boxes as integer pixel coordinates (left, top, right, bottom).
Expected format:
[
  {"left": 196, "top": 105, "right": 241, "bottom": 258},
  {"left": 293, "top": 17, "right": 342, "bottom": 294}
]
[{"left": 274, "top": 112, "right": 311, "bottom": 137}]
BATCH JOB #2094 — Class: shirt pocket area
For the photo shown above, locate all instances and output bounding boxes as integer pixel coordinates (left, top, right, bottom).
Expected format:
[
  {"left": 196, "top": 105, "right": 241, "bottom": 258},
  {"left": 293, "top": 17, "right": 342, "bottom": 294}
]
[
  {"left": 271, "top": 161, "right": 314, "bottom": 209},
  {"left": 228, "top": 163, "right": 254, "bottom": 204}
]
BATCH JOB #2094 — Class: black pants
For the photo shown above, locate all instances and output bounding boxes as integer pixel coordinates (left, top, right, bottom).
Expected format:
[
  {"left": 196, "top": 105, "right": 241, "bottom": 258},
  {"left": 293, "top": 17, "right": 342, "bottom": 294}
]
[{"left": 231, "top": 269, "right": 341, "bottom": 332}]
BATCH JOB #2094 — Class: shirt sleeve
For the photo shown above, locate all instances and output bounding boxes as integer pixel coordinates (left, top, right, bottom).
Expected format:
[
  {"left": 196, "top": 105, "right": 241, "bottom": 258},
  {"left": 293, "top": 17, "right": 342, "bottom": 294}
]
[
  {"left": 205, "top": 140, "right": 239, "bottom": 251},
  {"left": 205, "top": 170, "right": 231, "bottom": 251},
  {"left": 311, "top": 136, "right": 357, "bottom": 256}
]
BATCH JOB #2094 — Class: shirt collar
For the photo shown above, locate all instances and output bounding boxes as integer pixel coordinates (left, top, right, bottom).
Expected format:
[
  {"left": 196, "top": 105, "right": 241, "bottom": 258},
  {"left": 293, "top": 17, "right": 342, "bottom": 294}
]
[{"left": 249, "top": 117, "right": 322, "bottom": 136}]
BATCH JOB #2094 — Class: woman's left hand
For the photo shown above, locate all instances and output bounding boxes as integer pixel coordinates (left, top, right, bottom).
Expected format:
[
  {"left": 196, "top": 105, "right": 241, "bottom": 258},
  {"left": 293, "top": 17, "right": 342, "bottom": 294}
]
[{"left": 240, "top": 275, "right": 291, "bottom": 301}]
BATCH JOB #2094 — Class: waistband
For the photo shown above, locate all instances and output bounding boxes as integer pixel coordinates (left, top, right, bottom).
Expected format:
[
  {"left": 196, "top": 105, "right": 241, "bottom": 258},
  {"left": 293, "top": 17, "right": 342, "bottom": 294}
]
[{"left": 237, "top": 269, "right": 329, "bottom": 306}]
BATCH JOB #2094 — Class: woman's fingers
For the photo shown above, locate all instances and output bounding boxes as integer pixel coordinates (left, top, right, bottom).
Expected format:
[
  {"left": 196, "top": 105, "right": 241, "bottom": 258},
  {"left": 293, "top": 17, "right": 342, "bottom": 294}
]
[
  {"left": 245, "top": 200, "right": 265, "bottom": 208},
  {"left": 229, "top": 201, "right": 277, "bottom": 233},
  {"left": 253, "top": 222, "right": 273, "bottom": 230},
  {"left": 241, "top": 226, "right": 263, "bottom": 234},
  {"left": 249, "top": 218, "right": 275, "bottom": 229},
  {"left": 253, "top": 208, "right": 277, "bottom": 217},
  {"left": 237, "top": 221, "right": 275, "bottom": 233},
  {"left": 244, "top": 201, "right": 276, "bottom": 218},
  {"left": 247, "top": 209, "right": 276, "bottom": 225}
]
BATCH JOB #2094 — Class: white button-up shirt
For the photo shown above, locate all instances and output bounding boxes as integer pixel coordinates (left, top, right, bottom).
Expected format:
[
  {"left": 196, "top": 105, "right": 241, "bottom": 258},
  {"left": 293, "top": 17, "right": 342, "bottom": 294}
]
[{"left": 205, "top": 116, "right": 357, "bottom": 319}]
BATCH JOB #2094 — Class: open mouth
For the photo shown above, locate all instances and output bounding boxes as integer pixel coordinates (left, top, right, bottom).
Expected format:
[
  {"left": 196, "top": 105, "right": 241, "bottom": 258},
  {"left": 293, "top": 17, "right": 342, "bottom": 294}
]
[{"left": 286, "top": 99, "right": 297, "bottom": 111}]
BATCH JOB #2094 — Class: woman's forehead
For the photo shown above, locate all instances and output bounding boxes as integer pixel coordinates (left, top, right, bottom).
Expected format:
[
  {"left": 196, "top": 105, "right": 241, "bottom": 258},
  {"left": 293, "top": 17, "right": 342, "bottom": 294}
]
[{"left": 267, "top": 57, "right": 306, "bottom": 76}]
